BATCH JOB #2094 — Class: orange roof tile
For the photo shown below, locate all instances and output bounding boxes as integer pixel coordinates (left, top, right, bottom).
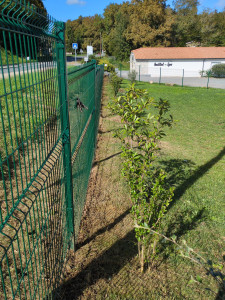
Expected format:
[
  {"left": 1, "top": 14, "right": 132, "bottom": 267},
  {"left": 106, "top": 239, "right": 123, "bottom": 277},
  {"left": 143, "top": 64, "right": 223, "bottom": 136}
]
[{"left": 132, "top": 47, "right": 225, "bottom": 60}]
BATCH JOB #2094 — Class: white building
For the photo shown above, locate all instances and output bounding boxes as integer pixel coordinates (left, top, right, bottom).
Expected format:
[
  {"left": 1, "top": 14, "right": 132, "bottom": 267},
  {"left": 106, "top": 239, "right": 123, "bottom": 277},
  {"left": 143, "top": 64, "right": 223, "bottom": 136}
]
[{"left": 130, "top": 47, "right": 225, "bottom": 77}]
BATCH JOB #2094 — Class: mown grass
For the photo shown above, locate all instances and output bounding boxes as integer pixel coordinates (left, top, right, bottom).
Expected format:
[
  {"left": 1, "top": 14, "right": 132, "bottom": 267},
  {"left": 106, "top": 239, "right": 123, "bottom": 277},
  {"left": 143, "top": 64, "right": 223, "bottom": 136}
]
[
  {"left": 57, "top": 77, "right": 224, "bottom": 299},
  {"left": 1, "top": 47, "right": 23, "bottom": 65},
  {"left": 0, "top": 66, "right": 58, "bottom": 159},
  {"left": 109, "top": 80, "right": 225, "bottom": 298}
]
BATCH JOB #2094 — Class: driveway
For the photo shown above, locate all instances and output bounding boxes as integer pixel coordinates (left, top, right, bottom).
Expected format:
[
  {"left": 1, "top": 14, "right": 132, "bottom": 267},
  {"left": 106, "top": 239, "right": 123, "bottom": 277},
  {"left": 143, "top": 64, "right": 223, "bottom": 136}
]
[{"left": 118, "top": 70, "right": 225, "bottom": 89}]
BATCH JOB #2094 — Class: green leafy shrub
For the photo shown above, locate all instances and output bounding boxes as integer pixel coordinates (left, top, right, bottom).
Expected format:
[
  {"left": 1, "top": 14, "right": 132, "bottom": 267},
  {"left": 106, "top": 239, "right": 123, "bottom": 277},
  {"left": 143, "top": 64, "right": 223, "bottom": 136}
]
[
  {"left": 88, "top": 54, "right": 100, "bottom": 64},
  {"left": 109, "top": 72, "right": 122, "bottom": 96},
  {"left": 109, "top": 84, "right": 174, "bottom": 272},
  {"left": 211, "top": 63, "right": 225, "bottom": 78},
  {"left": 128, "top": 70, "right": 137, "bottom": 83},
  {"left": 99, "top": 58, "right": 115, "bottom": 72}
]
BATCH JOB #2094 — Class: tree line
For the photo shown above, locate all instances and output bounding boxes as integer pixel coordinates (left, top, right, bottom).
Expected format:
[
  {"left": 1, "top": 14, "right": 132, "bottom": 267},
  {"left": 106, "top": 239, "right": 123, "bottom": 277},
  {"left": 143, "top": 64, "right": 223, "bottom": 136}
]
[{"left": 65, "top": 0, "right": 225, "bottom": 60}]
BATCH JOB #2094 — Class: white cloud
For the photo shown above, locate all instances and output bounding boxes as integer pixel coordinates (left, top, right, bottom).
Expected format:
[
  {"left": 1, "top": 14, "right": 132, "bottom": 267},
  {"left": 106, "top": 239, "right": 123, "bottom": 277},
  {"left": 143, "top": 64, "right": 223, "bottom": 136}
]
[
  {"left": 66, "top": 0, "right": 86, "bottom": 5},
  {"left": 217, "top": 0, "right": 225, "bottom": 7}
]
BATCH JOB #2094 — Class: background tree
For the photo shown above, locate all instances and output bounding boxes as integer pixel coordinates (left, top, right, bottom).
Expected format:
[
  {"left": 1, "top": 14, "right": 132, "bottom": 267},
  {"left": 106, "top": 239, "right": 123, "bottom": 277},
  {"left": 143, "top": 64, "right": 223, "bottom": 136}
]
[
  {"left": 211, "top": 9, "right": 225, "bottom": 46},
  {"left": 103, "top": 3, "right": 123, "bottom": 56},
  {"left": 65, "top": 0, "right": 225, "bottom": 59},
  {"left": 173, "top": 0, "right": 200, "bottom": 46},
  {"left": 126, "top": 0, "right": 175, "bottom": 48},
  {"left": 103, "top": 2, "right": 131, "bottom": 60}
]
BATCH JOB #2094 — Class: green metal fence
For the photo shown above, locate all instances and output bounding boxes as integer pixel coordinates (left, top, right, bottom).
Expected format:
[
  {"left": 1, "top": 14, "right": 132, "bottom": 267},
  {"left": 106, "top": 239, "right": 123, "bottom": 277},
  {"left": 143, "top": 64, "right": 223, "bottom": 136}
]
[{"left": 0, "top": 1, "right": 104, "bottom": 299}]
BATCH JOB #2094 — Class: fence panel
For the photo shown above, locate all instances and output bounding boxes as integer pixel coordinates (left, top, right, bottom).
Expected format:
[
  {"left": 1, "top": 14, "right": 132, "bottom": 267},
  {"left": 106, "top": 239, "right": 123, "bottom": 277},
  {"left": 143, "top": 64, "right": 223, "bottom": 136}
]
[
  {"left": 0, "top": 1, "right": 104, "bottom": 299},
  {"left": 125, "top": 66, "right": 225, "bottom": 89},
  {"left": 67, "top": 62, "right": 104, "bottom": 240}
]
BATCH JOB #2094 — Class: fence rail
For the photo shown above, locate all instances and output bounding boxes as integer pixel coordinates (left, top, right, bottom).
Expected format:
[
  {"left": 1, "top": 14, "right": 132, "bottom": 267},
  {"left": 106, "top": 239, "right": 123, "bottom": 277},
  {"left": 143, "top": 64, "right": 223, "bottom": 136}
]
[{"left": 0, "top": 1, "right": 104, "bottom": 299}]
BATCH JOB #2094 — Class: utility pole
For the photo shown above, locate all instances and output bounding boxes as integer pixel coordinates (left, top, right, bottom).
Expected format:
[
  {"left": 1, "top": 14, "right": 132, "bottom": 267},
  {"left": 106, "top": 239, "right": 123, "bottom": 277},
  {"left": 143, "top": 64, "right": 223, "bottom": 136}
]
[
  {"left": 102, "top": 35, "right": 103, "bottom": 56},
  {"left": 100, "top": 32, "right": 101, "bottom": 56}
]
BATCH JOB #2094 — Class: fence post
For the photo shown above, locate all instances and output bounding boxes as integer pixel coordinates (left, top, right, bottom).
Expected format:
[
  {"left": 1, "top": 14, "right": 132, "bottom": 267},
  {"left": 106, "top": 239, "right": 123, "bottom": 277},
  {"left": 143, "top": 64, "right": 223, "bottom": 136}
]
[
  {"left": 56, "top": 22, "right": 75, "bottom": 248},
  {"left": 182, "top": 69, "right": 184, "bottom": 87},
  {"left": 207, "top": 74, "right": 210, "bottom": 89},
  {"left": 139, "top": 65, "right": 141, "bottom": 81},
  {"left": 94, "top": 60, "right": 97, "bottom": 145},
  {"left": 159, "top": 67, "right": 161, "bottom": 84}
]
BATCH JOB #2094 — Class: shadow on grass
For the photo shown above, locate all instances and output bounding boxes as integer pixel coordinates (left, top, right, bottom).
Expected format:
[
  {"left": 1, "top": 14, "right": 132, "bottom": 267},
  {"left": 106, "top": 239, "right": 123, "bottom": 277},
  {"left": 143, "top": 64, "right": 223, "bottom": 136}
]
[
  {"left": 92, "top": 151, "right": 123, "bottom": 167},
  {"left": 164, "top": 208, "right": 207, "bottom": 242},
  {"left": 56, "top": 229, "right": 137, "bottom": 300},
  {"left": 160, "top": 146, "right": 225, "bottom": 207},
  {"left": 98, "top": 127, "right": 123, "bottom": 135},
  {"left": 55, "top": 148, "right": 225, "bottom": 299},
  {"left": 216, "top": 286, "right": 225, "bottom": 300},
  {"left": 75, "top": 208, "right": 131, "bottom": 250},
  {"left": 159, "top": 151, "right": 225, "bottom": 298}
]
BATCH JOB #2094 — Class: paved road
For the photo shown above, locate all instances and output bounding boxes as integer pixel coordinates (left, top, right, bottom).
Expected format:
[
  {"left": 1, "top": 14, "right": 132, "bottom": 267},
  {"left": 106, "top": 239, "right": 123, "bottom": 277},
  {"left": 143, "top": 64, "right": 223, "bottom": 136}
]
[
  {"left": 118, "top": 70, "right": 225, "bottom": 89},
  {"left": 0, "top": 62, "right": 57, "bottom": 78},
  {"left": 1, "top": 57, "right": 83, "bottom": 77}
]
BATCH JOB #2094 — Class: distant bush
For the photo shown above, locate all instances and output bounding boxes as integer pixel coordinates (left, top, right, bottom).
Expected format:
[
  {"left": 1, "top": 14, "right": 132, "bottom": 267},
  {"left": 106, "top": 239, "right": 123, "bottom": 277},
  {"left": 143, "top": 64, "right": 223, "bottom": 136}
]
[
  {"left": 128, "top": 70, "right": 137, "bottom": 83},
  {"left": 211, "top": 64, "right": 225, "bottom": 78},
  {"left": 109, "top": 72, "right": 122, "bottom": 96},
  {"left": 88, "top": 54, "right": 100, "bottom": 64},
  {"left": 99, "top": 58, "right": 115, "bottom": 72}
]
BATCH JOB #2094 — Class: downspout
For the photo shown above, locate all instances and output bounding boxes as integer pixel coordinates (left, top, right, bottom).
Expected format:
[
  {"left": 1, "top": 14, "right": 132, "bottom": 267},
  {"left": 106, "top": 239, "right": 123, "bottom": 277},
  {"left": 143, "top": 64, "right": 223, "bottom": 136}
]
[{"left": 202, "top": 59, "right": 206, "bottom": 76}]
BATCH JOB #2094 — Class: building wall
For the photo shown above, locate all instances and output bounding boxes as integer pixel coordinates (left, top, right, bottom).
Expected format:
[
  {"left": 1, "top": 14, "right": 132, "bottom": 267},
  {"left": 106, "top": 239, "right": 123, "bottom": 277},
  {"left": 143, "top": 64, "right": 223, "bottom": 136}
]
[{"left": 130, "top": 55, "right": 225, "bottom": 77}]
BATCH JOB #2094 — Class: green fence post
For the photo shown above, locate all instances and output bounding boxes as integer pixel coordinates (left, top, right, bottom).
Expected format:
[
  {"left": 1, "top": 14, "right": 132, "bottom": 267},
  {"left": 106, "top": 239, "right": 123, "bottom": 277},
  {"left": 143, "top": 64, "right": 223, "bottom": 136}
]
[
  {"left": 56, "top": 22, "right": 75, "bottom": 248},
  {"left": 94, "top": 60, "right": 97, "bottom": 145},
  {"left": 207, "top": 74, "right": 210, "bottom": 89},
  {"left": 182, "top": 69, "right": 184, "bottom": 87}
]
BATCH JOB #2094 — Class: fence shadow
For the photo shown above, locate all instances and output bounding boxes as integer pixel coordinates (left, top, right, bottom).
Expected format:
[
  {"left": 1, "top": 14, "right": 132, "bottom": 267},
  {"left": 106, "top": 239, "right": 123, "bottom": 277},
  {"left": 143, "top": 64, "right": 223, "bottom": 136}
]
[
  {"left": 56, "top": 229, "right": 137, "bottom": 300},
  {"left": 92, "top": 151, "right": 123, "bottom": 167},
  {"left": 75, "top": 208, "right": 131, "bottom": 250}
]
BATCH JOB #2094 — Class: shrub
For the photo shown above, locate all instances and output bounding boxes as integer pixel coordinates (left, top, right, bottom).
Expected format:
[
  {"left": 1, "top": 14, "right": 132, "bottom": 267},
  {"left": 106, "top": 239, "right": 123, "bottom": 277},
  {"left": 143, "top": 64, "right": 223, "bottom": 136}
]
[
  {"left": 109, "top": 84, "right": 174, "bottom": 272},
  {"left": 110, "top": 72, "right": 122, "bottom": 96},
  {"left": 211, "top": 63, "right": 225, "bottom": 78},
  {"left": 88, "top": 54, "right": 100, "bottom": 64},
  {"left": 128, "top": 70, "right": 137, "bottom": 83},
  {"left": 99, "top": 58, "right": 115, "bottom": 72}
]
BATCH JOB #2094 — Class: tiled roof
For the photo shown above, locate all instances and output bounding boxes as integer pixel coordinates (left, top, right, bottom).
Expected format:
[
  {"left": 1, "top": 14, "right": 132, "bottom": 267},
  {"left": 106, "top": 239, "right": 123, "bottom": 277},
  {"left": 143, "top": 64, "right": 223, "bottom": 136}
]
[{"left": 132, "top": 47, "right": 225, "bottom": 59}]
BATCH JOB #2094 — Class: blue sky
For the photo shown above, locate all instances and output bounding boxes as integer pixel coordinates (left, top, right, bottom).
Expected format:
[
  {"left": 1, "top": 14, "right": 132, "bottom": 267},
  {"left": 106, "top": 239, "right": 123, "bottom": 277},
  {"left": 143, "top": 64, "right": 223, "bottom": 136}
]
[{"left": 45, "top": 0, "right": 225, "bottom": 22}]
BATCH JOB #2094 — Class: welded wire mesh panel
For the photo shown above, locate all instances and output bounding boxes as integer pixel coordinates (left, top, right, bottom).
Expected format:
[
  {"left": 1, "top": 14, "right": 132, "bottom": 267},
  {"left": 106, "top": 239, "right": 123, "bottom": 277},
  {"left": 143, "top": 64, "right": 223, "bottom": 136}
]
[
  {"left": 0, "top": 1, "right": 104, "bottom": 298},
  {"left": 0, "top": 1, "right": 69, "bottom": 299},
  {"left": 67, "top": 62, "right": 104, "bottom": 240}
]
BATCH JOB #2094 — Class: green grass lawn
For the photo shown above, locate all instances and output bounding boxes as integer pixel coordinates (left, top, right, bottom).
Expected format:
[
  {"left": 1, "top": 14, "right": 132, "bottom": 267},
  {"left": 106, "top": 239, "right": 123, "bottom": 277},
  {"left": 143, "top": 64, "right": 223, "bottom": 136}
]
[
  {"left": 0, "top": 67, "right": 59, "bottom": 159},
  {"left": 117, "top": 80, "right": 225, "bottom": 298},
  {"left": 1, "top": 47, "right": 21, "bottom": 65}
]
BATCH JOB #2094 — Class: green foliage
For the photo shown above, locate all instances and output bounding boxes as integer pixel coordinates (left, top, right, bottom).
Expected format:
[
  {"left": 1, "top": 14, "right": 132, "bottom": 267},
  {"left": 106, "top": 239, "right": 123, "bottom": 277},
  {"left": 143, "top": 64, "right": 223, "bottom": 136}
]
[
  {"left": 0, "top": 47, "right": 23, "bottom": 65},
  {"left": 65, "top": 15, "right": 104, "bottom": 53},
  {"left": 87, "top": 55, "right": 100, "bottom": 64},
  {"left": 65, "top": 2, "right": 225, "bottom": 54},
  {"left": 128, "top": 70, "right": 137, "bottom": 83},
  {"left": 99, "top": 58, "right": 115, "bottom": 72},
  {"left": 109, "top": 72, "right": 122, "bottom": 96},
  {"left": 211, "top": 63, "right": 225, "bottom": 78},
  {"left": 109, "top": 84, "right": 173, "bottom": 271}
]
